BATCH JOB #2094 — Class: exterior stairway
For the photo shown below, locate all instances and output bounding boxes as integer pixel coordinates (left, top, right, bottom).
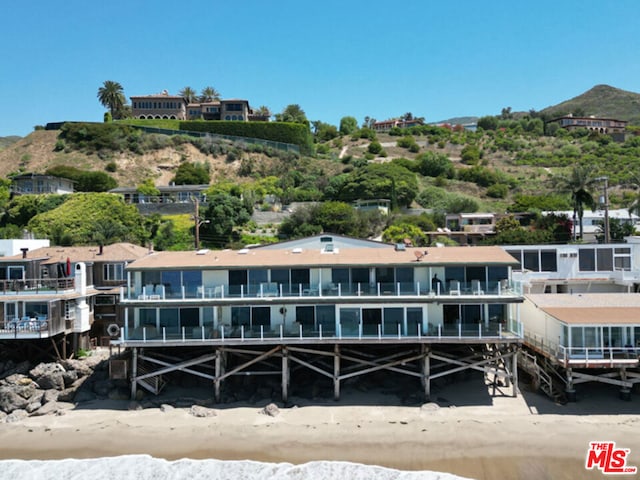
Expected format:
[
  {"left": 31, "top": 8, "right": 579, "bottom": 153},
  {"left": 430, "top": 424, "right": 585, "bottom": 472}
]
[{"left": 519, "top": 350, "right": 566, "bottom": 403}]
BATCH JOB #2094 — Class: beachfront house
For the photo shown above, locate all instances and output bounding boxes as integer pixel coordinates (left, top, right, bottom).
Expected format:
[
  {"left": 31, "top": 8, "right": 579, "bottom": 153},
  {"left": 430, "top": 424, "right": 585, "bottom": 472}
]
[
  {"left": 0, "top": 243, "right": 151, "bottom": 353},
  {"left": 505, "top": 240, "right": 640, "bottom": 400},
  {"left": 115, "top": 235, "right": 525, "bottom": 401}
]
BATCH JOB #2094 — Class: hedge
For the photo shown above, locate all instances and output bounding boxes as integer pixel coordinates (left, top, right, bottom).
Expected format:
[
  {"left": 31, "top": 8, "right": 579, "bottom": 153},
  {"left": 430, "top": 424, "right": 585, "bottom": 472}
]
[{"left": 179, "top": 121, "right": 313, "bottom": 154}]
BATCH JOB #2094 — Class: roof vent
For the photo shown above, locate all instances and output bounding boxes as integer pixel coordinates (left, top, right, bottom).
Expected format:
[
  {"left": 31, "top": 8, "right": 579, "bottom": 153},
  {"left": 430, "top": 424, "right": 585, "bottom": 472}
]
[
  {"left": 324, "top": 243, "right": 334, "bottom": 253},
  {"left": 395, "top": 243, "right": 406, "bottom": 251},
  {"left": 238, "top": 248, "right": 249, "bottom": 255},
  {"left": 196, "top": 249, "right": 210, "bottom": 255},
  {"left": 292, "top": 248, "right": 303, "bottom": 254}
]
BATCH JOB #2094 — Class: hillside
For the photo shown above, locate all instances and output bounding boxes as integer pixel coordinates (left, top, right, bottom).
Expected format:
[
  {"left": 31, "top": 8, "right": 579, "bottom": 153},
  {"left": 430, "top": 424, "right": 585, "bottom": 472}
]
[
  {"left": 0, "top": 129, "right": 339, "bottom": 188},
  {"left": 0, "top": 136, "right": 21, "bottom": 150},
  {"left": 541, "top": 84, "right": 640, "bottom": 124}
]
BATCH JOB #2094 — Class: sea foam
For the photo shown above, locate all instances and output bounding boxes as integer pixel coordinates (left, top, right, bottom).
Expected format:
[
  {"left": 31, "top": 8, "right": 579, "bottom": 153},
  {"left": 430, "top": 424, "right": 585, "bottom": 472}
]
[{"left": 0, "top": 455, "right": 473, "bottom": 480}]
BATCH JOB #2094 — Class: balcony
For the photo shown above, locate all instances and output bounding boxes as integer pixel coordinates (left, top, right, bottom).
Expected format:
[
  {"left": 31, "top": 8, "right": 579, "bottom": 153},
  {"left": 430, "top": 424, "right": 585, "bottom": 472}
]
[
  {"left": 0, "top": 278, "right": 75, "bottom": 296},
  {"left": 117, "top": 317, "right": 522, "bottom": 346},
  {"left": 123, "top": 280, "right": 520, "bottom": 302},
  {"left": 0, "top": 314, "right": 68, "bottom": 339}
]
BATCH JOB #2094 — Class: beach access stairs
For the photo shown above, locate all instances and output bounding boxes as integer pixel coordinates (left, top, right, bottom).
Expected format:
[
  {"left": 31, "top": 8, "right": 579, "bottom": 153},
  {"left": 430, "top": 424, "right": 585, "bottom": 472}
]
[{"left": 519, "top": 350, "right": 566, "bottom": 403}]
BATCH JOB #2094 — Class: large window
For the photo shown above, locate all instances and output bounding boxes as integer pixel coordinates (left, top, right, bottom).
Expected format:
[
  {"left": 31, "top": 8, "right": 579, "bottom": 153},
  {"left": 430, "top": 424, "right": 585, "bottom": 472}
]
[{"left": 579, "top": 248, "right": 617, "bottom": 272}]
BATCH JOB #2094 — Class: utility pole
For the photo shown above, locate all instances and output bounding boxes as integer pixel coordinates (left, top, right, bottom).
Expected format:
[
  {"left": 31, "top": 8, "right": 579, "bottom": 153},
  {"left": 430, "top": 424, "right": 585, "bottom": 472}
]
[{"left": 192, "top": 197, "right": 209, "bottom": 250}]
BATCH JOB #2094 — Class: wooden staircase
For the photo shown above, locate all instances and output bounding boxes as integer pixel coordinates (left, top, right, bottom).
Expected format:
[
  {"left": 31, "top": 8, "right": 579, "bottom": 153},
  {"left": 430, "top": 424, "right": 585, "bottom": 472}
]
[
  {"left": 519, "top": 350, "right": 566, "bottom": 403},
  {"left": 136, "top": 362, "right": 167, "bottom": 395}
]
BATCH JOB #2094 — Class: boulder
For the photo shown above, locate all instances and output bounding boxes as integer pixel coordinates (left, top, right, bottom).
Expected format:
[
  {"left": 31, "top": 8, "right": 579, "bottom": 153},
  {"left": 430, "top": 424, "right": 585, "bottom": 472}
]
[
  {"left": 30, "top": 363, "right": 65, "bottom": 391},
  {"left": 60, "top": 359, "right": 94, "bottom": 378},
  {"left": 42, "top": 389, "right": 60, "bottom": 405},
  {"left": 26, "top": 401, "right": 42, "bottom": 414},
  {"left": 190, "top": 405, "right": 217, "bottom": 418},
  {"left": 5, "top": 409, "right": 29, "bottom": 423},
  {"left": 160, "top": 404, "right": 175, "bottom": 413},
  {"left": 0, "top": 411, "right": 6, "bottom": 422},
  {"left": 62, "top": 370, "right": 78, "bottom": 388},
  {"left": 0, "top": 386, "right": 30, "bottom": 413},
  {"left": 261, "top": 403, "right": 280, "bottom": 417}
]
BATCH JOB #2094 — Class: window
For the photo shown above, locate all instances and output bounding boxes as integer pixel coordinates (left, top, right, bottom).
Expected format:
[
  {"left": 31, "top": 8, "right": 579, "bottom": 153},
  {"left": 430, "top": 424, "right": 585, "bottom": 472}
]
[
  {"left": 614, "top": 247, "right": 631, "bottom": 271},
  {"left": 103, "top": 263, "right": 124, "bottom": 281},
  {"left": 596, "top": 248, "right": 613, "bottom": 271},
  {"left": 523, "top": 251, "right": 539, "bottom": 271},
  {"left": 578, "top": 249, "right": 595, "bottom": 271},
  {"left": 540, "top": 250, "right": 557, "bottom": 272},
  {"left": 8, "top": 266, "right": 24, "bottom": 280}
]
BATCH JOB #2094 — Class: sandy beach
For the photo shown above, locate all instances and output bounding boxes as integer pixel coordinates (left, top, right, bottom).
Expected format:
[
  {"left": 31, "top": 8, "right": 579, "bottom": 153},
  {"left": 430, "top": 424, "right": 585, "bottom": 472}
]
[{"left": 0, "top": 377, "right": 638, "bottom": 480}]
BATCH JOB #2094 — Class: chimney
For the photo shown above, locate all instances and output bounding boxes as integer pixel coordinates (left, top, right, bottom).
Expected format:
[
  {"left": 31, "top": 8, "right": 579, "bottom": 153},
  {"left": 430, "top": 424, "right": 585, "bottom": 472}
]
[
  {"left": 20, "top": 248, "right": 28, "bottom": 259},
  {"left": 98, "top": 244, "right": 103, "bottom": 255}
]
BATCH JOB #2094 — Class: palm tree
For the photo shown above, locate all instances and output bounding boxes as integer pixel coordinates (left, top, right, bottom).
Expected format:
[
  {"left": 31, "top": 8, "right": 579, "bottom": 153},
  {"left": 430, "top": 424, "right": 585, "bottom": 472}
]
[
  {"left": 557, "top": 164, "right": 596, "bottom": 240},
  {"left": 254, "top": 105, "right": 271, "bottom": 118},
  {"left": 97, "top": 81, "right": 126, "bottom": 119},
  {"left": 179, "top": 86, "right": 198, "bottom": 104},
  {"left": 199, "top": 86, "right": 221, "bottom": 102},
  {"left": 626, "top": 171, "right": 640, "bottom": 217}
]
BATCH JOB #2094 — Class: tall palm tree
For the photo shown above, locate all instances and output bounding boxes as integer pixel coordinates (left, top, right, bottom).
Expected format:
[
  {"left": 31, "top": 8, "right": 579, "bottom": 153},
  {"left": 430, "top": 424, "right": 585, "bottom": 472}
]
[
  {"left": 199, "top": 86, "right": 221, "bottom": 102},
  {"left": 557, "top": 164, "right": 596, "bottom": 241},
  {"left": 179, "top": 86, "right": 198, "bottom": 104},
  {"left": 97, "top": 81, "right": 125, "bottom": 119},
  {"left": 625, "top": 171, "right": 640, "bottom": 217}
]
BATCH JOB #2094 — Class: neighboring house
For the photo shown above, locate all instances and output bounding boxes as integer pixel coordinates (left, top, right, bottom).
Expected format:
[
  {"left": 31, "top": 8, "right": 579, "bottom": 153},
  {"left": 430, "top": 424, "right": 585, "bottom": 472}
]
[
  {"left": 548, "top": 114, "right": 627, "bottom": 134},
  {"left": 10, "top": 174, "right": 74, "bottom": 195},
  {"left": 0, "top": 242, "right": 151, "bottom": 348},
  {"left": 109, "top": 184, "right": 209, "bottom": 215},
  {"left": 504, "top": 239, "right": 640, "bottom": 401},
  {"left": 115, "top": 234, "right": 524, "bottom": 400},
  {"left": 542, "top": 209, "right": 639, "bottom": 242},
  {"left": 372, "top": 118, "right": 424, "bottom": 132},
  {"left": 548, "top": 114, "right": 627, "bottom": 141},
  {"left": 130, "top": 91, "right": 265, "bottom": 122},
  {"left": 130, "top": 91, "right": 187, "bottom": 120},
  {"left": 0, "top": 239, "right": 50, "bottom": 257},
  {"left": 353, "top": 199, "right": 391, "bottom": 216},
  {"left": 445, "top": 213, "right": 496, "bottom": 234}
]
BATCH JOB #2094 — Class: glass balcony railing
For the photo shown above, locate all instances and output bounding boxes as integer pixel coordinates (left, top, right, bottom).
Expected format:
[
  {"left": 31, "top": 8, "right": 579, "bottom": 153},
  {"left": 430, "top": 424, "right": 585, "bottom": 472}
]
[
  {"left": 119, "top": 319, "right": 522, "bottom": 343},
  {"left": 124, "top": 280, "right": 518, "bottom": 301}
]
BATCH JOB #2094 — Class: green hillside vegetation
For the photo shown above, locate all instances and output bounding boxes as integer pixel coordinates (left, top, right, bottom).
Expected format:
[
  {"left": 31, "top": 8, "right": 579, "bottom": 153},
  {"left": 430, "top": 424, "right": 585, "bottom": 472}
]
[
  {"left": 540, "top": 84, "right": 640, "bottom": 124},
  {"left": 0, "top": 83, "right": 639, "bottom": 249}
]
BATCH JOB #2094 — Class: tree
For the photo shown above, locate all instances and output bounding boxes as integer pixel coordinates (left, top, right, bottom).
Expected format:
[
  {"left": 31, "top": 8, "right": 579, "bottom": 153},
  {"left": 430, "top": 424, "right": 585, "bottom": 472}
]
[
  {"left": 97, "top": 81, "right": 126, "bottom": 119},
  {"left": 556, "top": 164, "right": 596, "bottom": 240},
  {"left": 336, "top": 163, "right": 418, "bottom": 208},
  {"left": 179, "top": 86, "right": 198, "bottom": 104},
  {"left": 254, "top": 105, "right": 271, "bottom": 118},
  {"left": 201, "top": 193, "right": 252, "bottom": 247},
  {"left": 382, "top": 224, "right": 427, "bottom": 247},
  {"left": 477, "top": 116, "right": 498, "bottom": 131},
  {"left": 172, "top": 162, "right": 210, "bottom": 185},
  {"left": 274, "top": 104, "right": 308, "bottom": 125},
  {"left": 199, "top": 86, "right": 221, "bottom": 102},
  {"left": 415, "top": 151, "right": 455, "bottom": 178},
  {"left": 27, "top": 193, "right": 147, "bottom": 245},
  {"left": 339, "top": 116, "right": 358, "bottom": 136}
]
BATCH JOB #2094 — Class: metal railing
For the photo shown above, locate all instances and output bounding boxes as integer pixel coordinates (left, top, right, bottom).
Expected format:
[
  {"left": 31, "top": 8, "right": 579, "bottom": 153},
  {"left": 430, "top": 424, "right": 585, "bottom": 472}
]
[
  {"left": 124, "top": 280, "right": 520, "bottom": 302},
  {"left": 120, "top": 319, "right": 522, "bottom": 344},
  {"left": 0, "top": 278, "right": 74, "bottom": 295}
]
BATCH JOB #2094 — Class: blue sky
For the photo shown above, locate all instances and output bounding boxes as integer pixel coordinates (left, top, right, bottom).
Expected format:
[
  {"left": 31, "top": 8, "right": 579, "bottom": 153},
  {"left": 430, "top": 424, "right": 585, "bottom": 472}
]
[{"left": 2, "top": 0, "right": 640, "bottom": 137}]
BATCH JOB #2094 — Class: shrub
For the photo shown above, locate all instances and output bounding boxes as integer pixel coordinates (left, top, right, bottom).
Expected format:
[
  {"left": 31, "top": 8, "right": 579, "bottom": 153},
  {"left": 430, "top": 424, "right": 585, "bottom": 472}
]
[
  {"left": 368, "top": 141, "right": 383, "bottom": 154},
  {"left": 486, "top": 183, "right": 509, "bottom": 198},
  {"left": 105, "top": 161, "right": 117, "bottom": 172}
]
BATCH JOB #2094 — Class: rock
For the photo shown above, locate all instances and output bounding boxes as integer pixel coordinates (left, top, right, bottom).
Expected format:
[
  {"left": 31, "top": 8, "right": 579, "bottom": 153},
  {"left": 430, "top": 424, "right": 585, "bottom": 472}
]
[
  {"left": 57, "top": 387, "right": 78, "bottom": 403},
  {"left": 160, "top": 404, "right": 174, "bottom": 412},
  {"left": 3, "top": 374, "right": 32, "bottom": 386},
  {"left": 261, "top": 403, "right": 280, "bottom": 417},
  {"left": 420, "top": 402, "right": 440, "bottom": 413},
  {"left": 60, "top": 359, "right": 94, "bottom": 378},
  {"left": 0, "top": 387, "right": 29, "bottom": 413},
  {"left": 31, "top": 401, "right": 63, "bottom": 416},
  {"left": 61, "top": 370, "right": 78, "bottom": 387},
  {"left": 42, "top": 389, "right": 60, "bottom": 404},
  {"left": 26, "top": 401, "right": 42, "bottom": 413},
  {"left": 30, "top": 363, "right": 65, "bottom": 391},
  {"left": 190, "top": 405, "right": 217, "bottom": 418},
  {"left": 5, "top": 409, "right": 29, "bottom": 423},
  {"left": 0, "top": 411, "right": 6, "bottom": 422}
]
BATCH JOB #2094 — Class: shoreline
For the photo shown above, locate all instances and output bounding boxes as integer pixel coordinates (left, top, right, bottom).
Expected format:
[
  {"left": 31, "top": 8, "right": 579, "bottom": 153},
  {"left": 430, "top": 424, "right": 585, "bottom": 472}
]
[{"left": 0, "top": 379, "right": 638, "bottom": 480}]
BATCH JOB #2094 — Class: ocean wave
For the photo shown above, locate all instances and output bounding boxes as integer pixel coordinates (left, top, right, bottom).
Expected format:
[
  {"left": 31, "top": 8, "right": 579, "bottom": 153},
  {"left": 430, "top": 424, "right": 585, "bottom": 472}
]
[{"left": 0, "top": 455, "right": 473, "bottom": 480}]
